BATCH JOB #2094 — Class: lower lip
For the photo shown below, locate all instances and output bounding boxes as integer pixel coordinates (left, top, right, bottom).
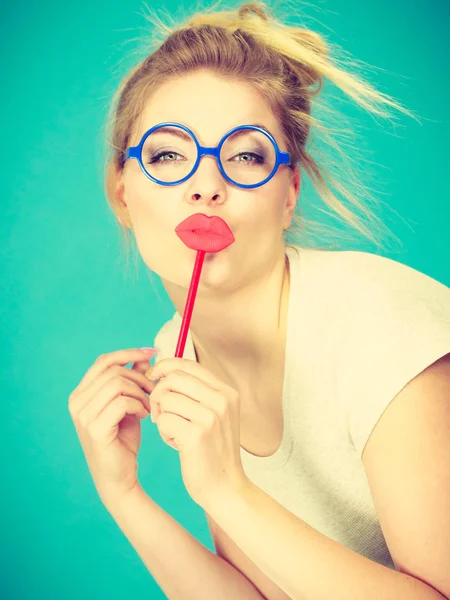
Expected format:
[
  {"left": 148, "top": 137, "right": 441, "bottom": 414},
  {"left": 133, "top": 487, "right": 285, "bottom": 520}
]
[{"left": 176, "top": 229, "right": 234, "bottom": 252}]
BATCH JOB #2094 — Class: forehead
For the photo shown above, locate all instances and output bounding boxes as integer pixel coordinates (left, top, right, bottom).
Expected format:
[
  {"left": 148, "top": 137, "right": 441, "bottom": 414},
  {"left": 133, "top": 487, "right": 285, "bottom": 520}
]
[{"left": 133, "top": 70, "right": 281, "bottom": 144}]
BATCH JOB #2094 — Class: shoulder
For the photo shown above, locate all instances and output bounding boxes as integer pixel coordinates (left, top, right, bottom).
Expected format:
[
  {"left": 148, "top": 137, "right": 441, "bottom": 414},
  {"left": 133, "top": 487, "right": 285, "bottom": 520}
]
[
  {"left": 152, "top": 313, "right": 182, "bottom": 360},
  {"left": 291, "top": 247, "right": 434, "bottom": 295},
  {"left": 335, "top": 252, "right": 450, "bottom": 459},
  {"left": 325, "top": 250, "right": 450, "bottom": 314}
]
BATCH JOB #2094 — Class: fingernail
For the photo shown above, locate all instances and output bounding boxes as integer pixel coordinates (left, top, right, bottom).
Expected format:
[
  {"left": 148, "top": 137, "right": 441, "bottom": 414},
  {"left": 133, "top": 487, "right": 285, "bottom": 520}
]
[{"left": 140, "top": 347, "right": 158, "bottom": 356}]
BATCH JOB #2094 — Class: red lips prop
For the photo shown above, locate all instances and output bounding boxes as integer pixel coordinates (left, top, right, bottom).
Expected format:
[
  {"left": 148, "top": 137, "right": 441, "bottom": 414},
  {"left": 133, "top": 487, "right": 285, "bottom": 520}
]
[{"left": 173, "top": 214, "right": 235, "bottom": 358}]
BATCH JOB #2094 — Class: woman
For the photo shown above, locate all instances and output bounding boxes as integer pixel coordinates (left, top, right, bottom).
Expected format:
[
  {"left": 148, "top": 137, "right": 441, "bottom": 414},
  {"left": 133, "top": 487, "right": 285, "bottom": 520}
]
[{"left": 69, "top": 2, "right": 450, "bottom": 599}]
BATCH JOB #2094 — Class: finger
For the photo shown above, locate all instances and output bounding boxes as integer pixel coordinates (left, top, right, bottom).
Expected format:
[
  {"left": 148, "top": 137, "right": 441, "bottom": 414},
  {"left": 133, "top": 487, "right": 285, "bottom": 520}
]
[
  {"left": 149, "top": 358, "right": 223, "bottom": 390},
  {"left": 73, "top": 349, "right": 159, "bottom": 396},
  {"left": 131, "top": 353, "right": 159, "bottom": 375},
  {"left": 144, "top": 365, "right": 165, "bottom": 387},
  {"left": 70, "top": 365, "right": 157, "bottom": 415},
  {"left": 87, "top": 396, "right": 149, "bottom": 446},
  {"left": 149, "top": 396, "right": 161, "bottom": 423},
  {"left": 156, "top": 422, "right": 179, "bottom": 450},
  {"left": 158, "top": 391, "right": 214, "bottom": 426},
  {"left": 150, "top": 370, "right": 222, "bottom": 414},
  {"left": 75, "top": 376, "right": 151, "bottom": 426},
  {"left": 156, "top": 411, "right": 191, "bottom": 450},
  {"left": 144, "top": 366, "right": 164, "bottom": 422}
]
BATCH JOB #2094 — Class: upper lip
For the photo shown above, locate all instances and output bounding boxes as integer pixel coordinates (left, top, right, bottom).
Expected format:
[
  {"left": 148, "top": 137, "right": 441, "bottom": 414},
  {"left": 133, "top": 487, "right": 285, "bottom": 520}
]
[{"left": 175, "top": 214, "right": 233, "bottom": 237}]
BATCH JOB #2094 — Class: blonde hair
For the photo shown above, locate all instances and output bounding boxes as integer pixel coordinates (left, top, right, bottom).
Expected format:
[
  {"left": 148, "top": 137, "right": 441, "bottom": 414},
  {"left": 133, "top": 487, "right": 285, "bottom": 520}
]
[{"left": 103, "top": 0, "right": 420, "bottom": 277}]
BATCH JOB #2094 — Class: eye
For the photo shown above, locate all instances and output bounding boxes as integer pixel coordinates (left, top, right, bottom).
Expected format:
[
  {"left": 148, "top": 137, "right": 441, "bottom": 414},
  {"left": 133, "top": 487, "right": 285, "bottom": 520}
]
[
  {"left": 231, "top": 152, "right": 266, "bottom": 164},
  {"left": 149, "top": 151, "right": 185, "bottom": 164}
]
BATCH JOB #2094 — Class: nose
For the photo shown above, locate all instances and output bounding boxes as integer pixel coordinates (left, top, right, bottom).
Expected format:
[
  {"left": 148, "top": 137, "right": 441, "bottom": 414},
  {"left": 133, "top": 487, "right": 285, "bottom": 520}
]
[
  {"left": 191, "top": 150, "right": 225, "bottom": 183},
  {"left": 186, "top": 152, "right": 226, "bottom": 204}
]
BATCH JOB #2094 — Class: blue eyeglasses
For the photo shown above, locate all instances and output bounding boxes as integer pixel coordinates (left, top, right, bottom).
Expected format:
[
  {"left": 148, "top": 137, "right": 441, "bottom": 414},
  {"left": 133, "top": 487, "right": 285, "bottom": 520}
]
[{"left": 122, "top": 122, "right": 292, "bottom": 189}]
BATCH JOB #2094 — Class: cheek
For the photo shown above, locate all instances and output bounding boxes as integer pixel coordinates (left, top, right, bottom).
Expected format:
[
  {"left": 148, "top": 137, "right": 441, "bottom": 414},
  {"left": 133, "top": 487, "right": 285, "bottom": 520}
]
[
  {"left": 252, "top": 192, "right": 285, "bottom": 224},
  {"left": 129, "top": 193, "right": 186, "bottom": 271},
  {"left": 125, "top": 181, "right": 171, "bottom": 228}
]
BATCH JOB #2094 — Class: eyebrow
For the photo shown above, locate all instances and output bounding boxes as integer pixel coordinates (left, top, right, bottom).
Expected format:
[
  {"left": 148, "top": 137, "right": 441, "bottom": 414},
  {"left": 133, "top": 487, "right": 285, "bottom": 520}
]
[{"left": 147, "top": 123, "right": 273, "bottom": 143}]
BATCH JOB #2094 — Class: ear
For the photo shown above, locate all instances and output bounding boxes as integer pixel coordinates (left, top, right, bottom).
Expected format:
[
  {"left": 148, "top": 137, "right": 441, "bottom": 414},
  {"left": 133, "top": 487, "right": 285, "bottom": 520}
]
[
  {"left": 284, "top": 167, "right": 301, "bottom": 229},
  {"left": 106, "top": 161, "right": 133, "bottom": 229}
]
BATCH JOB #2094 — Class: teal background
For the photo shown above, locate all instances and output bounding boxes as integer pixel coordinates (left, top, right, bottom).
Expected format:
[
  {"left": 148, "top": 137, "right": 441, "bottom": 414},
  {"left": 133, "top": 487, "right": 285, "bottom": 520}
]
[{"left": 1, "top": 0, "right": 449, "bottom": 598}]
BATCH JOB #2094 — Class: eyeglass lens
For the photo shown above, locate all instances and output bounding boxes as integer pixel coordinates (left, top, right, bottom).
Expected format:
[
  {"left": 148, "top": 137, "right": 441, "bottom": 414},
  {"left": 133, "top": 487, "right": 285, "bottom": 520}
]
[{"left": 140, "top": 125, "right": 276, "bottom": 185}]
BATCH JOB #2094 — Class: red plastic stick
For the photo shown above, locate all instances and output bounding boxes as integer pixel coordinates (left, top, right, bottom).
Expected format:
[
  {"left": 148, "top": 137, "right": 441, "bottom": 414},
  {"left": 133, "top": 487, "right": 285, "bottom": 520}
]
[{"left": 175, "top": 250, "right": 205, "bottom": 358}]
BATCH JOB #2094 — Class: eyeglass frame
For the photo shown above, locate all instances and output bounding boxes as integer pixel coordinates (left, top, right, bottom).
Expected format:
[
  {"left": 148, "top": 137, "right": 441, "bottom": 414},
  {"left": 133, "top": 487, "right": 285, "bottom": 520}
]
[{"left": 122, "top": 122, "right": 293, "bottom": 189}]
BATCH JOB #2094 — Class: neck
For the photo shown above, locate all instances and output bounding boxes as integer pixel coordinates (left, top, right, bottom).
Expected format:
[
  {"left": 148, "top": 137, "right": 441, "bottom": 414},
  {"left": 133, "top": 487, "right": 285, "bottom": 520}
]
[{"left": 161, "top": 248, "right": 290, "bottom": 394}]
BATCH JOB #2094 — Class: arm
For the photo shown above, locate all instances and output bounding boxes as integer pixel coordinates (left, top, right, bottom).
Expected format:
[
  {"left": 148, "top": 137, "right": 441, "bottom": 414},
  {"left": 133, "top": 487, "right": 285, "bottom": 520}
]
[
  {"left": 204, "top": 354, "right": 450, "bottom": 600},
  {"left": 206, "top": 480, "right": 447, "bottom": 600},
  {"left": 106, "top": 484, "right": 267, "bottom": 600},
  {"left": 205, "top": 512, "right": 293, "bottom": 600}
]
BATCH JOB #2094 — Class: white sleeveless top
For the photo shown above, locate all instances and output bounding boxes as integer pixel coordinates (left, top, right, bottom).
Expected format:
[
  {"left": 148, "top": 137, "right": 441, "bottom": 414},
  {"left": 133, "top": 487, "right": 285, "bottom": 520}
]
[{"left": 152, "top": 245, "right": 450, "bottom": 569}]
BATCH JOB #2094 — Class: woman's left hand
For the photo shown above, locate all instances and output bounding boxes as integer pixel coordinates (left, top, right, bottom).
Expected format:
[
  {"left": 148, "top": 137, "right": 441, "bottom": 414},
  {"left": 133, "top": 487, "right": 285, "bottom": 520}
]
[{"left": 147, "top": 357, "right": 250, "bottom": 510}]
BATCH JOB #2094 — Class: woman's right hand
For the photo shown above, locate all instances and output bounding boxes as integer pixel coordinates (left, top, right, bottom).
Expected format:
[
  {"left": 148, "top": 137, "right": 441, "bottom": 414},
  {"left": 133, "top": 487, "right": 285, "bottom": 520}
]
[{"left": 68, "top": 348, "right": 158, "bottom": 505}]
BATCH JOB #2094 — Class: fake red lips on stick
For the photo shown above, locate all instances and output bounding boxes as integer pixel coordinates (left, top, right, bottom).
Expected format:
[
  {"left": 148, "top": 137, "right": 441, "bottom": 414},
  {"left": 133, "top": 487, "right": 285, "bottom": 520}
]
[{"left": 174, "top": 214, "right": 235, "bottom": 357}]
